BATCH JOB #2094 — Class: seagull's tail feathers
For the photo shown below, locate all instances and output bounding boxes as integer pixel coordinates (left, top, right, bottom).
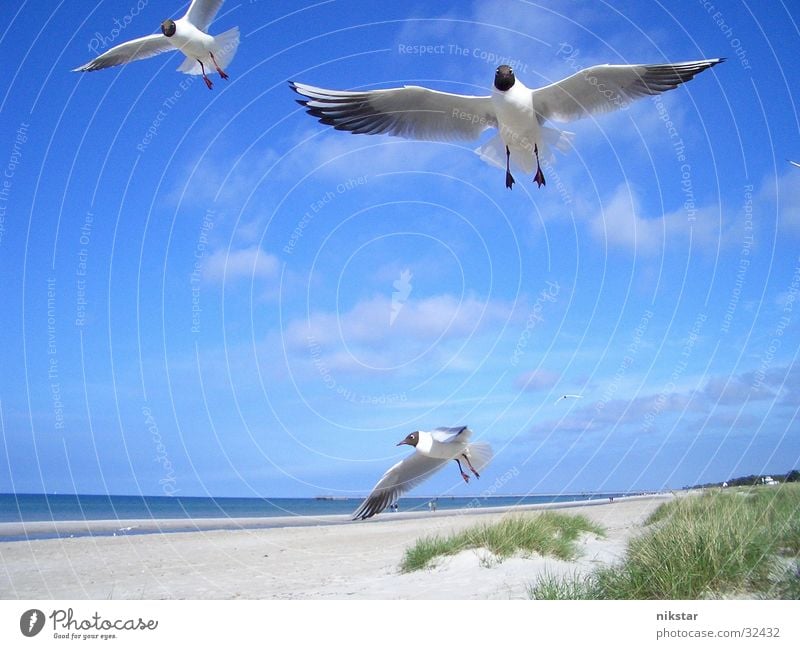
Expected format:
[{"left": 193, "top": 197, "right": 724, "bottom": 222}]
[
  {"left": 465, "top": 442, "right": 493, "bottom": 473},
  {"left": 475, "top": 131, "right": 573, "bottom": 175},
  {"left": 177, "top": 26, "right": 240, "bottom": 75},
  {"left": 541, "top": 125, "right": 574, "bottom": 157},
  {"left": 474, "top": 134, "right": 515, "bottom": 172},
  {"left": 211, "top": 27, "right": 240, "bottom": 69}
]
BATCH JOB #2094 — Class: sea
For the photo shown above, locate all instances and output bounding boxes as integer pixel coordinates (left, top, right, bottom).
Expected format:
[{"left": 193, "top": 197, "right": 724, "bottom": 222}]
[{"left": 0, "top": 492, "right": 633, "bottom": 542}]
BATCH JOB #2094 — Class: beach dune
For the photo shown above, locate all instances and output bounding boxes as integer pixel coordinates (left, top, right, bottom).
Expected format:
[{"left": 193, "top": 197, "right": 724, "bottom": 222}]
[{"left": 0, "top": 495, "right": 669, "bottom": 599}]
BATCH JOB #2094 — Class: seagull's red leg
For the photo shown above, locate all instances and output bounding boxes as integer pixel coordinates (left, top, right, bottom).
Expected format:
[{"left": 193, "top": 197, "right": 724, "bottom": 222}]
[
  {"left": 505, "top": 145, "right": 515, "bottom": 190},
  {"left": 533, "top": 143, "right": 546, "bottom": 187},
  {"left": 454, "top": 459, "right": 470, "bottom": 483},
  {"left": 198, "top": 60, "right": 213, "bottom": 89},
  {"left": 463, "top": 454, "right": 481, "bottom": 479},
  {"left": 209, "top": 52, "right": 229, "bottom": 80}
]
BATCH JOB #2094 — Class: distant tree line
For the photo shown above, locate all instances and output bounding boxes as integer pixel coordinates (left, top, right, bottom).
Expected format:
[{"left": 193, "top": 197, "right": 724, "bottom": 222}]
[{"left": 690, "top": 470, "right": 800, "bottom": 489}]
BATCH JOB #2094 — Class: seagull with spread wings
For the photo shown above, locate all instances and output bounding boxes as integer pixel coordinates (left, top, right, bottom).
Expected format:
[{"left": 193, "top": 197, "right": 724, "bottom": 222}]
[
  {"left": 73, "top": 0, "right": 239, "bottom": 89},
  {"left": 353, "top": 426, "right": 493, "bottom": 521},
  {"left": 291, "top": 58, "right": 722, "bottom": 189},
  {"left": 555, "top": 394, "right": 584, "bottom": 404}
]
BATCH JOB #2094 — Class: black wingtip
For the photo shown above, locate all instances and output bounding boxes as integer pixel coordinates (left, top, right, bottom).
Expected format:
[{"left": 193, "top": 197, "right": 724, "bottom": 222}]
[
  {"left": 288, "top": 81, "right": 307, "bottom": 98},
  {"left": 352, "top": 509, "right": 372, "bottom": 521}
]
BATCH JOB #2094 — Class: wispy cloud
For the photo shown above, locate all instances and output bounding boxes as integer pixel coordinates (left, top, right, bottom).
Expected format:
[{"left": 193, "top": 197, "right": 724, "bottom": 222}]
[
  {"left": 702, "top": 373, "right": 777, "bottom": 405},
  {"left": 204, "top": 245, "right": 280, "bottom": 284},
  {"left": 757, "top": 166, "right": 800, "bottom": 234},
  {"left": 527, "top": 361, "right": 798, "bottom": 440},
  {"left": 284, "top": 292, "right": 515, "bottom": 349},
  {"left": 589, "top": 182, "right": 721, "bottom": 255},
  {"left": 514, "top": 369, "right": 560, "bottom": 391}
]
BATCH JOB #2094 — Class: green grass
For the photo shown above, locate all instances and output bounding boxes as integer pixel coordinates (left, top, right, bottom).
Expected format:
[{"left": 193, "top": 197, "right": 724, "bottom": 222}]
[
  {"left": 529, "top": 484, "right": 800, "bottom": 599},
  {"left": 527, "top": 570, "right": 597, "bottom": 600},
  {"left": 400, "top": 511, "right": 605, "bottom": 573}
]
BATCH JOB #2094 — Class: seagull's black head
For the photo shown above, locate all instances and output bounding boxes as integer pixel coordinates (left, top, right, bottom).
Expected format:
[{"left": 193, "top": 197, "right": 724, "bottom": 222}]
[
  {"left": 494, "top": 65, "right": 515, "bottom": 92},
  {"left": 397, "top": 431, "right": 420, "bottom": 447},
  {"left": 161, "top": 19, "right": 176, "bottom": 37}
]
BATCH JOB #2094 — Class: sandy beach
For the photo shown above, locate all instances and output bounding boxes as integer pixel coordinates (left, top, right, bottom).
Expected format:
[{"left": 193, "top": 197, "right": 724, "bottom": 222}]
[{"left": 0, "top": 495, "right": 671, "bottom": 599}]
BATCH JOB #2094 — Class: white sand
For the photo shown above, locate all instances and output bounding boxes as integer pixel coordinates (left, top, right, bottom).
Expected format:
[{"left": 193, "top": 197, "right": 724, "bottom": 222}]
[{"left": 0, "top": 495, "right": 671, "bottom": 599}]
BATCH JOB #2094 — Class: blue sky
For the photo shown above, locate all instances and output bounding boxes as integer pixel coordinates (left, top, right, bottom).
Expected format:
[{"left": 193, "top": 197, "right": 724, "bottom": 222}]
[{"left": 0, "top": 0, "right": 798, "bottom": 500}]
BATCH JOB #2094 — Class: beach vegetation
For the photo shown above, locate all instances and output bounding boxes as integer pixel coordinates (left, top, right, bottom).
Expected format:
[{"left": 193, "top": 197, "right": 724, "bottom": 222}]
[
  {"left": 528, "top": 484, "right": 800, "bottom": 599},
  {"left": 400, "top": 511, "right": 604, "bottom": 573}
]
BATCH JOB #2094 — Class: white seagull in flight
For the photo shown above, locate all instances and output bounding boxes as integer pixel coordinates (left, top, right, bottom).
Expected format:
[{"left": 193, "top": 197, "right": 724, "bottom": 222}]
[
  {"left": 73, "top": 0, "right": 239, "bottom": 90},
  {"left": 353, "top": 426, "right": 493, "bottom": 520},
  {"left": 555, "top": 394, "right": 584, "bottom": 405},
  {"left": 291, "top": 58, "right": 722, "bottom": 189}
]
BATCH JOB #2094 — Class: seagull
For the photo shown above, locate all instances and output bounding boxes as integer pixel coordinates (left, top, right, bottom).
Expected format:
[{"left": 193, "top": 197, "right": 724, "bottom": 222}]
[
  {"left": 352, "top": 426, "right": 493, "bottom": 520},
  {"left": 291, "top": 58, "right": 722, "bottom": 189},
  {"left": 555, "top": 394, "right": 583, "bottom": 405},
  {"left": 73, "top": 0, "right": 239, "bottom": 90}
]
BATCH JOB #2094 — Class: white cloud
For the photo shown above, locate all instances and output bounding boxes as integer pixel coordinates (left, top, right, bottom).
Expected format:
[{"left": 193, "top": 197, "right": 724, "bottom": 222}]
[
  {"left": 295, "top": 127, "right": 476, "bottom": 187},
  {"left": 514, "top": 369, "right": 560, "bottom": 391},
  {"left": 285, "top": 292, "right": 514, "bottom": 350},
  {"left": 589, "top": 182, "right": 721, "bottom": 255},
  {"left": 169, "top": 147, "right": 282, "bottom": 211},
  {"left": 203, "top": 246, "right": 280, "bottom": 284},
  {"left": 757, "top": 166, "right": 800, "bottom": 234}
]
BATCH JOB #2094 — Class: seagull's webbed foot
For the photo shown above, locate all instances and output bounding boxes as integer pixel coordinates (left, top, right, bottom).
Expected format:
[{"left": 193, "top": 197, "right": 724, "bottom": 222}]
[
  {"left": 533, "top": 143, "right": 546, "bottom": 188},
  {"left": 210, "top": 52, "right": 229, "bottom": 80},
  {"left": 505, "top": 145, "right": 515, "bottom": 190}
]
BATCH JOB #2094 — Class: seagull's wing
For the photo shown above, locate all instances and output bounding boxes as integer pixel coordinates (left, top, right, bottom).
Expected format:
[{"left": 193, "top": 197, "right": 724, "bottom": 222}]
[
  {"left": 73, "top": 34, "right": 175, "bottom": 72},
  {"left": 431, "top": 426, "right": 470, "bottom": 443},
  {"left": 290, "top": 82, "right": 497, "bottom": 141},
  {"left": 532, "top": 59, "right": 723, "bottom": 123},
  {"left": 186, "top": 0, "right": 224, "bottom": 31},
  {"left": 353, "top": 452, "right": 447, "bottom": 520},
  {"left": 788, "top": 160, "right": 800, "bottom": 169}
]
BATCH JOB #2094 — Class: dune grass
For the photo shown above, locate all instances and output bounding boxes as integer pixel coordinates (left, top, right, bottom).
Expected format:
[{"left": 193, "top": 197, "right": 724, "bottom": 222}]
[
  {"left": 400, "top": 511, "right": 604, "bottom": 573},
  {"left": 529, "top": 484, "right": 800, "bottom": 599}
]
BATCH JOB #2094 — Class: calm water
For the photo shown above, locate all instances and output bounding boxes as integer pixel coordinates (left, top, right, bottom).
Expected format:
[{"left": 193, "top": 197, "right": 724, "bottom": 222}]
[{"left": 0, "top": 492, "right": 633, "bottom": 541}]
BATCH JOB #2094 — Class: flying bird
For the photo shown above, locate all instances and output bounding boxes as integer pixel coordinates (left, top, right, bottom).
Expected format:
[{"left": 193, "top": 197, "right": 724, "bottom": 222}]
[
  {"left": 73, "top": 0, "right": 239, "bottom": 90},
  {"left": 555, "top": 394, "right": 583, "bottom": 404},
  {"left": 353, "top": 426, "right": 493, "bottom": 520},
  {"left": 291, "top": 58, "right": 722, "bottom": 189}
]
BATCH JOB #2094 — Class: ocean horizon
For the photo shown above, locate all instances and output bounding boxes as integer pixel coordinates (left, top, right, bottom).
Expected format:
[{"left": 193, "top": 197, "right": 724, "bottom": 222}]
[{"left": 0, "top": 491, "right": 643, "bottom": 541}]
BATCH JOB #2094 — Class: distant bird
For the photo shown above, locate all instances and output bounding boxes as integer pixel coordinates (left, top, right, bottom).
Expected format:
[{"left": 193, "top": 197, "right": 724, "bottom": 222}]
[
  {"left": 353, "top": 426, "right": 493, "bottom": 520},
  {"left": 555, "top": 394, "right": 583, "bottom": 404},
  {"left": 291, "top": 58, "right": 723, "bottom": 189},
  {"left": 788, "top": 160, "right": 800, "bottom": 169},
  {"left": 73, "top": 0, "right": 239, "bottom": 90}
]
